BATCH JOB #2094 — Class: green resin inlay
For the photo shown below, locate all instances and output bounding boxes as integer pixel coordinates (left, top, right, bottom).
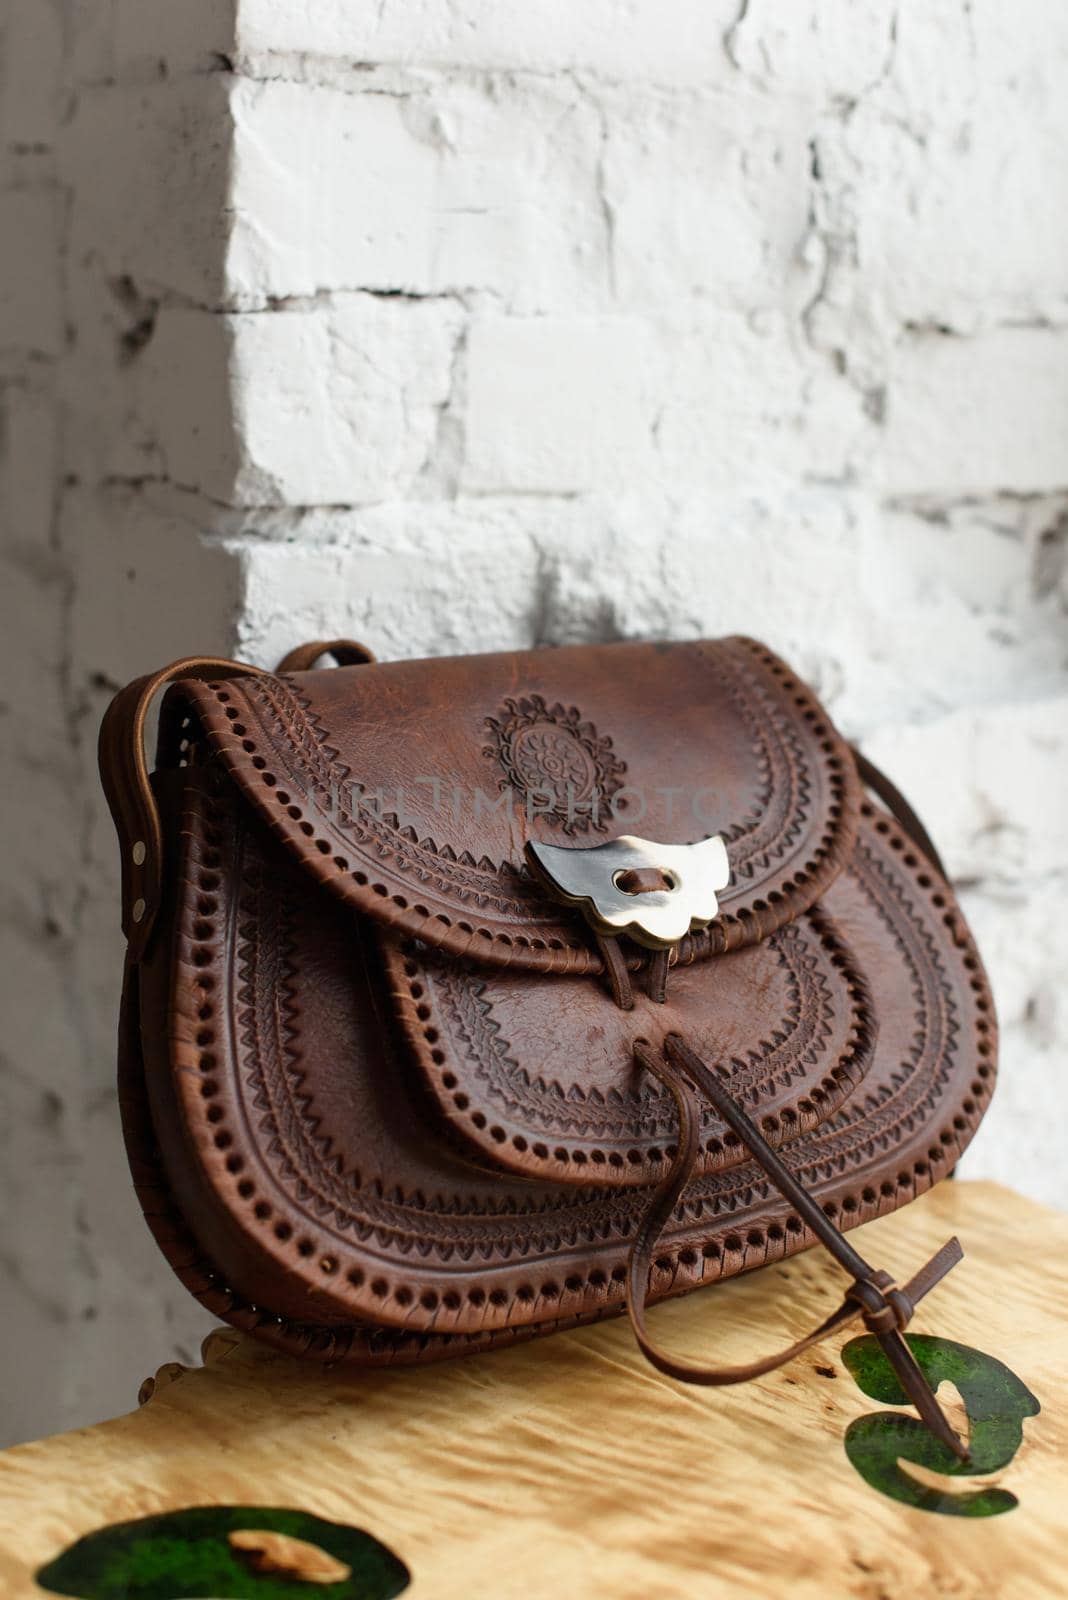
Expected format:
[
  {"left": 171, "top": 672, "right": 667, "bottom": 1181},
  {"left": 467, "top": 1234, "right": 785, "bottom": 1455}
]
[
  {"left": 842, "top": 1334, "right": 1040, "bottom": 1517},
  {"left": 35, "top": 1505, "right": 410, "bottom": 1600}
]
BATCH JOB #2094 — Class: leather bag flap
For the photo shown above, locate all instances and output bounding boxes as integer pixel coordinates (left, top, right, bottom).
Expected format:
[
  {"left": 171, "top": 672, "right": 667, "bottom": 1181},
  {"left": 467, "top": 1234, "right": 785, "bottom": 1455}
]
[
  {"left": 381, "top": 904, "right": 878, "bottom": 1187},
  {"left": 168, "top": 636, "right": 861, "bottom": 975}
]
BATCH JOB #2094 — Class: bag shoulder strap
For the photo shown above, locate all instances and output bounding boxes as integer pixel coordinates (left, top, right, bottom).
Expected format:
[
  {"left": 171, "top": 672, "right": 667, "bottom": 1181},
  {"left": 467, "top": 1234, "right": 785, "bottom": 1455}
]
[
  {"left": 98, "top": 639, "right": 374, "bottom": 961},
  {"left": 98, "top": 656, "right": 267, "bottom": 962}
]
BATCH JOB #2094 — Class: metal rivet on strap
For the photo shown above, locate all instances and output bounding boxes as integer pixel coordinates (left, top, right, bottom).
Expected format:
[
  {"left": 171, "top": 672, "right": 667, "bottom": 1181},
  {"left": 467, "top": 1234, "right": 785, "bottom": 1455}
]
[
  {"left": 132, "top": 897, "right": 146, "bottom": 923},
  {"left": 132, "top": 840, "right": 146, "bottom": 866}
]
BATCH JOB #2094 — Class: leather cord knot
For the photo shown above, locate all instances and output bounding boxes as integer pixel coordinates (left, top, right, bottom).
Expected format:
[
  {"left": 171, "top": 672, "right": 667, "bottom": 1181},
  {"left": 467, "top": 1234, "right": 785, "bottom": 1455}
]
[
  {"left": 627, "top": 1032, "right": 970, "bottom": 1462},
  {"left": 847, "top": 1271, "right": 914, "bottom": 1335}
]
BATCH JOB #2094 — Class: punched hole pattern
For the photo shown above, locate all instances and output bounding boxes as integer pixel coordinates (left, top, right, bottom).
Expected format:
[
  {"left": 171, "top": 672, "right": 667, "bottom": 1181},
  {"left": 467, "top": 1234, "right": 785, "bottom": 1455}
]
[{"left": 167, "top": 712, "right": 994, "bottom": 1342}]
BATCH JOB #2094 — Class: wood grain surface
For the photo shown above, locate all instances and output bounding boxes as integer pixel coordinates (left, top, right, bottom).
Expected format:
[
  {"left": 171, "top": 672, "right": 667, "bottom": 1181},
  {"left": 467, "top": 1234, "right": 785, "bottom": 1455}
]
[{"left": 1, "top": 1180, "right": 1064, "bottom": 1599}]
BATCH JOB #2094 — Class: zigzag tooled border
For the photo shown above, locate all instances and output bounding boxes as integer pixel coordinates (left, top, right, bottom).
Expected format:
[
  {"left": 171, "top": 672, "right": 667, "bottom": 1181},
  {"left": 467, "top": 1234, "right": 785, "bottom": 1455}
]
[
  {"left": 410, "top": 914, "right": 858, "bottom": 1145},
  {"left": 168, "top": 638, "right": 863, "bottom": 972},
  {"left": 269, "top": 641, "right": 815, "bottom": 884},
  {"left": 216, "top": 793, "right": 990, "bottom": 1267},
  {"left": 123, "top": 751, "right": 995, "bottom": 1359}
]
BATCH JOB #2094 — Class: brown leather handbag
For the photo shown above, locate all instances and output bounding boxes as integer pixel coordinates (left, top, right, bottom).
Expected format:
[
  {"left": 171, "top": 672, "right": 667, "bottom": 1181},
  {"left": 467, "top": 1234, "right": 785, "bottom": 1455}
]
[{"left": 99, "top": 636, "right": 996, "bottom": 1457}]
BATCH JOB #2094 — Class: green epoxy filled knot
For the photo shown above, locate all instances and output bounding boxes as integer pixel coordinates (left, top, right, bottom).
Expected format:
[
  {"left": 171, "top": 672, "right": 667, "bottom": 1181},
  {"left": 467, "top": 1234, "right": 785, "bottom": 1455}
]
[
  {"left": 35, "top": 1505, "right": 410, "bottom": 1600},
  {"left": 842, "top": 1334, "right": 1040, "bottom": 1516}
]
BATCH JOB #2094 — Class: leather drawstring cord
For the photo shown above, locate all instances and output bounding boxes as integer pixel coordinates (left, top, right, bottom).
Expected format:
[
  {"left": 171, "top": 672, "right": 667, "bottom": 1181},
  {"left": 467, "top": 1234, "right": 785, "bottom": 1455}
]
[
  {"left": 595, "top": 933, "right": 634, "bottom": 1010},
  {"left": 646, "top": 948, "right": 671, "bottom": 1004},
  {"left": 593, "top": 934, "right": 674, "bottom": 1008},
  {"left": 628, "top": 1033, "right": 970, "bottom": 1461}
]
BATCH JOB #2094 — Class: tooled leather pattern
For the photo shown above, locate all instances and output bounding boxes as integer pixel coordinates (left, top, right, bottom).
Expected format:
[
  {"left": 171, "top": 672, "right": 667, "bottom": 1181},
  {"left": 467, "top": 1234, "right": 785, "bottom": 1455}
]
[
  {"left": 233, "top": 834, "right": 547, "bottom": 1248},
  {"left": 235, "top": 869, "right": 339, "bottom": 1209},
  {"left": 227, "top": 801, "right": 722, "bottom": 1252},
  {"left": 401, "top": 916, "right": 865, "bottom": 1150},
  {"left": 175, "top": 638, "right": 857, "bottom": 975},
  {"left": 244, "top": 673, "right": 544, "bottom": 918},
  {"left": 142, "top": 763, "right": 995, "bottom": 1351},
  {"left": 276, "top": 638, "right": 817, "bottom": 877},
  {"left": 718, "top": 642, "right": 813, "bottom": 880},
  {"left": 482, "top": 693, "right": 628, "bottom": 835},
  {"left": 812, "top": 832, "right": 959, "bottom": 1165},
  {"left": 213, "top": 788, "right": 990, "bottom": 1267},
  {"left": 699, "top": 834, "right": 963, "bottom": 1197}
]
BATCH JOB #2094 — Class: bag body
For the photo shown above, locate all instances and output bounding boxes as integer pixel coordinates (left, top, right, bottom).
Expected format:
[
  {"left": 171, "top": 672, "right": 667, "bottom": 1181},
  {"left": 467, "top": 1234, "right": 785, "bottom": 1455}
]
[{"left": 100, "top": 636, "right": 994, "bottom": 1442}]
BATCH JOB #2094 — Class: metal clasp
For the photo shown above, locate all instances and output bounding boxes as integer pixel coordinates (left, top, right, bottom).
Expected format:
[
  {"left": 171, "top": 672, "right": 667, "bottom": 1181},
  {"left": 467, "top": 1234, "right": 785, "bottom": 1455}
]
[{"left": 525, "top": 833, "right": 730, "bottom": 950}]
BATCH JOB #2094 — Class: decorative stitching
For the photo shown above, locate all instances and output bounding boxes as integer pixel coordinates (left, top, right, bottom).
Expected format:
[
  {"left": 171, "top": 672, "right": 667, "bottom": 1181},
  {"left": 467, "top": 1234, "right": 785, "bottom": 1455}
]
[{"left": 157, "top": 777, "right": 994, "bottom": 1340}]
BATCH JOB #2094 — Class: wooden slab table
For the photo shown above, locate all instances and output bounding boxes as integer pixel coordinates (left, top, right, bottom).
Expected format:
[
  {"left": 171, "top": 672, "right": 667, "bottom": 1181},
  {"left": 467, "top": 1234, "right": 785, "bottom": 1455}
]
[{"left": 1, "top": 1180, "right": 1064, "bottom": 1599}]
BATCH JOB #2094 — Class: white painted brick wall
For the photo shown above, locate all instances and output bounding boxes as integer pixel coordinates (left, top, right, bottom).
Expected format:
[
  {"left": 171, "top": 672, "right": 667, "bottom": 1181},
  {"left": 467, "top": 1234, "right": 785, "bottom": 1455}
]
[{"left": 2, "top": 0, "right": 1066, "bottom": 1446}]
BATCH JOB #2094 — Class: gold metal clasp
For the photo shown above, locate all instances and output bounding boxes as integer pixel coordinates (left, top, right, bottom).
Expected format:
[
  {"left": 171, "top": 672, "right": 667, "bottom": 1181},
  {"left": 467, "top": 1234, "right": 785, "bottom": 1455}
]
[{"left": 525, "top": 833, "right": 730, "bottom": 950}]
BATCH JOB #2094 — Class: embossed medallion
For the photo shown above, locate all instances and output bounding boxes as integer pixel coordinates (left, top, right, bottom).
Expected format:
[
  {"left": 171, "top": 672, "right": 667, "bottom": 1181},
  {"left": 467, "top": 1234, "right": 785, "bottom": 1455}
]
[{"left": 483, "top": 694, "right": 626, "bottom": 834}]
